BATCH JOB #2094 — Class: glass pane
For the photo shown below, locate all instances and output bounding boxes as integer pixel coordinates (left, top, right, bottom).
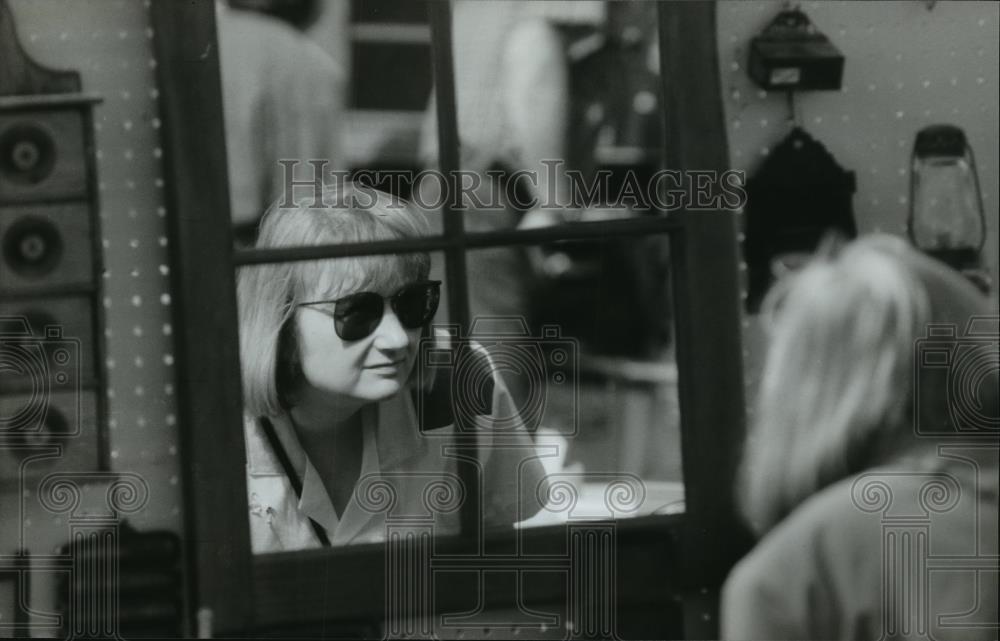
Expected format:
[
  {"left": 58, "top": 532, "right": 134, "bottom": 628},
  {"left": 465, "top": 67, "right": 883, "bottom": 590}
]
[
  {"left": 464, "top": 231, "right": 683, "bottom": 532},
  {"left": 433, "top": 0, "right": 663, "bottom": 228}
]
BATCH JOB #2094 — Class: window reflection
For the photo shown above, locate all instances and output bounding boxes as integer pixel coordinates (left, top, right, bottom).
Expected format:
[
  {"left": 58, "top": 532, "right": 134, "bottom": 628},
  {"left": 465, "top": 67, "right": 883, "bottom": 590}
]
[{"left": 219, "top": 0, "right": 685, "bottom": 555}]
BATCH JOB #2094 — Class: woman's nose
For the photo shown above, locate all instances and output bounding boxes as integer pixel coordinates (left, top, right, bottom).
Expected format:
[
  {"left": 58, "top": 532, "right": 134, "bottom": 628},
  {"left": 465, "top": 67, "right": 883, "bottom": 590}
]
[{"left": 371, "top": 305, "right": 411, "bottom": 351}]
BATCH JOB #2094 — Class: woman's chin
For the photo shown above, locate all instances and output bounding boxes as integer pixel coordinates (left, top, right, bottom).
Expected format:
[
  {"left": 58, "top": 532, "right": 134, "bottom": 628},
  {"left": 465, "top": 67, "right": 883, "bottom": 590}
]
[{"left": 357, "top": 376, "right": 405, "bottom": 402}]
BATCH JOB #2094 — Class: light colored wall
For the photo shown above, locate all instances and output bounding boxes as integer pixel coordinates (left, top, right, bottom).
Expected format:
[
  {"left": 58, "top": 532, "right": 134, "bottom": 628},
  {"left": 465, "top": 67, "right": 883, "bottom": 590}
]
[
  {"left": 717, "top": 1, "right": 1000, "bottom": 408},
  {"left": 0, "top": 0, "right": 182, "bottom": 634}
]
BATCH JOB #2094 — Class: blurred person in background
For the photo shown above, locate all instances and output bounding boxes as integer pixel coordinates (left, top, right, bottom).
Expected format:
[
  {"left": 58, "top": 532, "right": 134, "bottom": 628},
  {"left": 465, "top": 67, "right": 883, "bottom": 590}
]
[{"left": 217, "top": 0, "right": 345, "bottom": 246}]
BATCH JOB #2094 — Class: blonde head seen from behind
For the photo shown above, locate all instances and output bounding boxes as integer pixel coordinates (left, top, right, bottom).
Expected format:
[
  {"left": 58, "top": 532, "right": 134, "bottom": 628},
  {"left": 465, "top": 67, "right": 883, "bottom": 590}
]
[
  {"left": 740, "top": 234, "right": 994, "bottom": 535},
  {"left": 238, "top": 182, "right": 432, "bottom": 418}
]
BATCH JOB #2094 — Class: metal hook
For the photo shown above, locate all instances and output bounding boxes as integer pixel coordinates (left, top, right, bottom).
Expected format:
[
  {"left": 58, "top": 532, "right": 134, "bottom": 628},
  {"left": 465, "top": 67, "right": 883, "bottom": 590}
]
[{"left": 785, "top": 91, "right": 799, "bottom": 127}]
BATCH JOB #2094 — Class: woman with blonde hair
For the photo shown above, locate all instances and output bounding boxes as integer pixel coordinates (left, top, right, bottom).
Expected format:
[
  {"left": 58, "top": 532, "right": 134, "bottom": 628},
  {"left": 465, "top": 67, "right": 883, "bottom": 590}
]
[
  {"left": 723, "top": 234, "right": 998, "bottom": 639},
  {"left": 238, "top": 182, "right": 547, "bottom": 551}
]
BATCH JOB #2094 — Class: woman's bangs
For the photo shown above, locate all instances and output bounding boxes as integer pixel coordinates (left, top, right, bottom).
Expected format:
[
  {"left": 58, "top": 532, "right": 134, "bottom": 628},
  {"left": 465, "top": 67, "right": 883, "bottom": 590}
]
[{"left": 295, "top": 252, "right": 426, "bottom": 302}]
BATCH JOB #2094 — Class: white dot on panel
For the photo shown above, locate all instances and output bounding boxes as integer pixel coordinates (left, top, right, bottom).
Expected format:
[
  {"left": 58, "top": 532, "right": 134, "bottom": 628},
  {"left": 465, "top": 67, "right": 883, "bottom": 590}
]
[
  {"left": 28, "top": 33, "right": 38, "bottom": 42},
  {"left": 898, "top": 168, "right": 907, "bottom": 176},
  {"left": 133, "top": 325, "right": 144, "bottom": 337},
  {"left": 126, "top": 180, "right": 136, "bottom": 190},
  {"left": 756, "top": 89, "right": 767, "bottom": 99},
  {"left": 130, "top": 268, "right": 140, "bottom": 278},
  {"left": 166, "top": 414, "right": 176, "bottom": 426},
  {"left": 950, "top": 78, "right": 958, "bottom": 86},
  {"left": 103, "top": 296, "right": 112, "bottom": 308},
  {"left": 119, "top": 30, "right": 129, "bottom": 39},
  {"left": 895, "top": 81, "right": 904, "bottom": 90},
  {"left": 978, "top": 48, "right": 986, "bottom": 57},
  {"left": 759, "top": 118, "right": 768, "bottom": 127},
  {"left": 158, "top": 236, "right": 168, "bottom": 247},
  {"left": 121, "top": 90, "right": 132, "bottom": 100},
  {"left": 977, "top": 77, "right": 985, "bottom": 85},
  {"left": 165, "top": 384, "right": 175, "bottom": 396},
  {"left": 123, "top": 120, "right": 133, "bottom": 131},
  {"left": 841, "top": 115, "right": 850, "bottom": 123},
  {"left": 107, "top": 388, "right": 115, "bottom": 399},
  {"left": 111, "top": 449, "right": 120, "bottom": 460},
  {"left": 120, "top": 60, "right": 130, "bottom": 70},
  {"left": 922, "top": 80, "right": 931, "bottom": 89},
  {"left": 153, "top": 147, "right": 163, "bottom": 158},
  {"left": 895, "top": 111, "right": 905, "bottom": 119},
  {"left": 155, "top": 178, "right": 165, "bottom": 188},
  {"left": 169, "top": 445, "right": 178, "bottom": 456},
  {"left": 732, "top": 120, "right": 742, "bottom": 130},
  {"left": 898, "top": 196, "right": 907, "bottom": 205},
  {"left": 104, "top": 327, "right": 113, "bottom": 338},
  {"left": 130, "top": 238, "right": 140, "bottom": 249},
  {"left": 170, "top": 476, "right": 179, "bottom": 486},
  {"left": 978, "top": 18, "right": 986, "bottom": 27},
  {"left": 868, "top": 83, "right": 877, "bottom": 92},
  {"left": 894, "top": 53, "right": 903, "bottom": 62},
  {"left": 872, "top": 198, "right": 881, "bottom": 206},
  {"left": 135, "top": 386, "right": 145, "bottom": 397},
  {"left": 131, "top": 295, "right": 142, "bottom": 307},
  {"left": 123, "top": 149, "right": 134, "bottom": 160},
  {"left": 171, "top": 506, "right": 181, "bottom": 516},
  {"left": 102, "top": 238, "right": 110, "bottom": 249},
  {"left": 148, "top": 58, "right": 158, "bottom": 70},
  {"left": 134, "top": 356, "right": 144, "bottom": 368},
  {"left": 96, "top": 150, "right": 104, "bottom": 160},
  {"left": 759, "top": 146, "right": 769, "bottom": 156},
  {"left": 157, "top": 206, "right": 166, "bottom": 217},
  {"left": 924, "top": 109, "right": 933, "bottom": 118},
  {"left": 109, "top": 417, "right": 118, "bottom": 429},
  {"left": 951, "top": 107, "right": 961, "bottom": 115},
  {"left": 163, "top": 354, "right": 174, "bottom": 366},
  {"left": 152, "top": 117, "right": 162, "bottom": 129},
  {"left": 731, "top": 89, "right": 741, "bottom": 100},
  {"left": 128, "top": 208, "right": 138, "bottom": 219},
  {"left": 813, "top": 116, "right": 823, "bottom": 125},
  {"left": 106, "top": 357, "right": 116, "bottom": 369},
  {"left": 163, "top": 323, "right": 172, "bottom": 336},
  {"left": 870, "top": 167, "right": 879, "bottom": 175},
  {"left": 137, "top": 417, "right": 147, "bottom": 428},
  {"left": 24, "top": 519, "right": 31, "bottom": 528},
  {"left": 159, "top": 264, "right": 169, "bottom": 276},
  {"left": 160, "top": 293, "right": 172, "bottom": 305},
  {"left": 145, "top": 27, "right": 154, "bottom": 39},
  {"left": 149, "top": 88, "right": 160, "bottom": 100},
  {"left": 730, "top": 61, "right": 740, "bottom": 72}
]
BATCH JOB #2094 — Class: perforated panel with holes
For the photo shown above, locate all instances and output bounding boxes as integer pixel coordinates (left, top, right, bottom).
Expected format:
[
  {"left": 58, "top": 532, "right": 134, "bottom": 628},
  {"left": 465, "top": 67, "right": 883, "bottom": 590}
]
[
  {"left": 0, "top": 0, "right": 181, "bottom": 630},
  {"left": 718, "top": 1, "right": 1000, "bottom": 406}
]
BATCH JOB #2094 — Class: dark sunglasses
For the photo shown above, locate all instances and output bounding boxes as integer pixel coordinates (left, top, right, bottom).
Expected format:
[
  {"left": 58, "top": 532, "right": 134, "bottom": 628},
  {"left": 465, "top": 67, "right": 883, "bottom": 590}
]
[{"left": 298, "top": 280, "right": 441, "bottom": 341}]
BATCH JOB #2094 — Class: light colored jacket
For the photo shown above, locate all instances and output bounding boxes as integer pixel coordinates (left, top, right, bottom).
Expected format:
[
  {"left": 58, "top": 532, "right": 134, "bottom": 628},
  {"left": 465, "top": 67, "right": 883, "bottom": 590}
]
[
  {"left": 722, "top": 449, "right": 999, "bottom": 640},
  {"left": 244, "top": 375, "right": 549, "bottom": 552}
]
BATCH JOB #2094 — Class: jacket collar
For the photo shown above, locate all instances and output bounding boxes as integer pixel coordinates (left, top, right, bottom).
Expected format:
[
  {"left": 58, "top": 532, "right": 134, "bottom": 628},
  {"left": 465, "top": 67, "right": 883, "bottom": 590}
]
[{"left": 244, "top": 391, "right": 428, "bottom": 541}]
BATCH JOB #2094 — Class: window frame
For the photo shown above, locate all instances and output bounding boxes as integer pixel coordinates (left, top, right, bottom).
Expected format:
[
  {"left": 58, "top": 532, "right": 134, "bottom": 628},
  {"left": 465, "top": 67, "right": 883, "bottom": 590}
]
[{"left": 152, "top": 1, "right": 751, "bottom": 636}]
